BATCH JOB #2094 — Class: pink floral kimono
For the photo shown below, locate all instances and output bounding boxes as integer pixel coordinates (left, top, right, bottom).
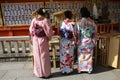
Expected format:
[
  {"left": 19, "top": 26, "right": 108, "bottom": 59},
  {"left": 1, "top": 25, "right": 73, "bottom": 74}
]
[{"left": 29, "top": 18, "right": 53, "bottom": 77}]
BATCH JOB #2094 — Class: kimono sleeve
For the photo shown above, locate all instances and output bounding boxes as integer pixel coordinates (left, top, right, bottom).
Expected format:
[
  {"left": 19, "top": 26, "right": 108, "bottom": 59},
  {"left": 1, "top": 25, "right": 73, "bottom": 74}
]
[
  {"left": 43, "top": 19, "right": 53, "bottom": 40},
  {"left": 92, "top": 21, "right": 97, "bottom": 40},
  {"left": 76, "top": 21, "right": 81, "bottom": 40},
  {"left": 29, "top": 18, "right": 35, "bottom": 35},
  {"left": 73, "top": 22, "right": 79, "bottom": 38},
  {"left": 60, "top": 21, "right": 66, "bottom": 30}
]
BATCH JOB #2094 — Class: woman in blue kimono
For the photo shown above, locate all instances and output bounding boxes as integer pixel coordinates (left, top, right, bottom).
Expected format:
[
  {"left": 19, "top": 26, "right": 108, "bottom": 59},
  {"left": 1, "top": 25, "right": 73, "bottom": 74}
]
[
  {"left": 77, "top": 7, "right": 97, "bottom": 73},
  {"left": 60, "top": 10, "right": 77, "bottom": 74}
]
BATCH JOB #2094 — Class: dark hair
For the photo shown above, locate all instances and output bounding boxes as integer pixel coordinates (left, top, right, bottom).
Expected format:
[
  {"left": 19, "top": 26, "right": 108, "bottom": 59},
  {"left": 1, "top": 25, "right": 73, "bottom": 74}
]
[
  {"left": 80, "top": 7, "right": 90, "bottom": 18},
  {"left": 64, "top": 10, "right": 73, "bottom": 19},
  {"left": 37, "top": 8, "right": 46, "bottom": 16}
]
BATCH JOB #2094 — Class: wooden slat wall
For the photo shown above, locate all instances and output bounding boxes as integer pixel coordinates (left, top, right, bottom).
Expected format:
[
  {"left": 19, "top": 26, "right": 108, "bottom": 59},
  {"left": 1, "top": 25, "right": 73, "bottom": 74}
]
[
  {"left": 97, "top": 35, "right": 110, "bottom": 66},
  {"left": 108, "top": 36, "right": 119, "bottom": 68}
]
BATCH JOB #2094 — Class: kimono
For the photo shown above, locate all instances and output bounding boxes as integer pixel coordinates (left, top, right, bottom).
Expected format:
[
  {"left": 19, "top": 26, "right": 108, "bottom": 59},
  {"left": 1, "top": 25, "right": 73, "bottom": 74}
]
[
  {"left": 29, "top": 18, "right": 53, "bottom": 77},
  {"left": 60, "top": 19, "right": 76, "bottom": 74},
  {"left": 77, "top": 18, "right": 97, "bottom": 73}
]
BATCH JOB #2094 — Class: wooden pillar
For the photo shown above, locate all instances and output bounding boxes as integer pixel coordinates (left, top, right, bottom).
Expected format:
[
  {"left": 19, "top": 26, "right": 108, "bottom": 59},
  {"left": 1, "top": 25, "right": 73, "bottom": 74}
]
[
  {"left": 117, "top": 37, "right": 120, "bottom": 69},
  {"left": 51, "top": 43, "right": 56, "bottom": 68}
]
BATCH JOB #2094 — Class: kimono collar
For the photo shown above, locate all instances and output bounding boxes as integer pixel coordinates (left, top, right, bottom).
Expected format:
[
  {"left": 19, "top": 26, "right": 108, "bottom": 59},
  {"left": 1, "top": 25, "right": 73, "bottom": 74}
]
[
  {"left": 64, "top": 19, "right": 72, "bottom": 25},
  {"left": 36, "top": 17, "right": 45, "bottom": 21}
]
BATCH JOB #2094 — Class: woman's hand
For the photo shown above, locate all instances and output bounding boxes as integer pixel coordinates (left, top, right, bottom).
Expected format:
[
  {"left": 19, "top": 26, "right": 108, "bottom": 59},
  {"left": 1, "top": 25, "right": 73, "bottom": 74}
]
[{"left": 52, "top": 30, "right": 55, "bottom": 35}]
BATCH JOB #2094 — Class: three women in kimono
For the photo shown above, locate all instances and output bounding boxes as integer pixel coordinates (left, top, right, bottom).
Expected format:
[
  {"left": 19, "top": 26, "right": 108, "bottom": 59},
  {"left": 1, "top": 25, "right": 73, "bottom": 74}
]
[
  {"left": 30, "top": 7, "right": 96, "bottom": 78},
  {"left": 29, "top": 8, "right": 54, "bottom": 78}
]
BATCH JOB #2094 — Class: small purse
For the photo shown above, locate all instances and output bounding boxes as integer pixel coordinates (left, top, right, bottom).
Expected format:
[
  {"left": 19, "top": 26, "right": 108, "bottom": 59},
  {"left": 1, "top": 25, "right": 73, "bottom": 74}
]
[{"left": 34, "top": 24, "right": 46, "bottom": 37}]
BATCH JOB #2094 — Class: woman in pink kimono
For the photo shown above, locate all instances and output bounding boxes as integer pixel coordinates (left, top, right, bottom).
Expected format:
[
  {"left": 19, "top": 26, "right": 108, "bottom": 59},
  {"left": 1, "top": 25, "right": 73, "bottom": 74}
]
[
  {"left": 29, "top": 8, "right": 53, "bottom": 78},
  {"left": 77, "top": 7, "right": 97, "bottom": 73},
  {"left": 60, "top": 10, "right": 76, "bottom": 74}
]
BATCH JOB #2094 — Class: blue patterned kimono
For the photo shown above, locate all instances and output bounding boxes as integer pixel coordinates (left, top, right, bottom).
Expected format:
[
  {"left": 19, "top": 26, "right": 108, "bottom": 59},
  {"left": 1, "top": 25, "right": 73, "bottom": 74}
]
[{"left": 77, "top": 18, "right": 97, "bottom": 73}]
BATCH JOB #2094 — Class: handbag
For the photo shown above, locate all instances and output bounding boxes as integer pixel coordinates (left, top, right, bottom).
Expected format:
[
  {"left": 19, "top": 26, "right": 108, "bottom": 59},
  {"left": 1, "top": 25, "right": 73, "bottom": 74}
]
[{"left": 34, "top": 24, "right": 46, "bottom": 37}]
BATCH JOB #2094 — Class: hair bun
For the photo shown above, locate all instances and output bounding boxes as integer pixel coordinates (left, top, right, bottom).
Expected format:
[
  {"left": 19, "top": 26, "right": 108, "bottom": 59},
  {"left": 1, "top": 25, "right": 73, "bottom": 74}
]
[
  {"left": 37, "top": 8, "right": 46, "bottom": 16},
  {"left": 42, "top": 9, "right": 46, "bottom": 13}
]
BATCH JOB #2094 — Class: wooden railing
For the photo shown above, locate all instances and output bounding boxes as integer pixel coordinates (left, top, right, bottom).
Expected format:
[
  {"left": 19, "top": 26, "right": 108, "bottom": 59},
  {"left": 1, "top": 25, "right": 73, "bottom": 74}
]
[
  {"left": 0, "top": 36, "right": 31, "bottom": 58},
  {"left": 0, "top": 36, "right": 60, "bottom": 68},
  {"left": 97, "top": 33, "right": 120, "bottom": 66},
  {"left": 97, "top": 23, "right": 120, "bottom": 34}
]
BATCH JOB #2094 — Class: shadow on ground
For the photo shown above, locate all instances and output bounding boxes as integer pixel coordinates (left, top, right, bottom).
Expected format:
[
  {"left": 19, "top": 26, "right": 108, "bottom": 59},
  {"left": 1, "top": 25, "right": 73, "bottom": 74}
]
[
  {"left": 51, "top": 65, "right": 115, "bottom": 78},
  {"left": 92, "top": 65, "right": 115, "bottom": 74},
  {"left": 52, "top": 69, "right": 79, "bottom": 78}
]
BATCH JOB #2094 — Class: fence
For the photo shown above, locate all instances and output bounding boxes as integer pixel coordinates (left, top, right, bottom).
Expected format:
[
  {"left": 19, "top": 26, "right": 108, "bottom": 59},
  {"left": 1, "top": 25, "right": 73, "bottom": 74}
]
[
  {"left": 0, "top": 36, "right": 31, "bottom": 60},
  {"left": 0, "top": 36, "right": 60, "bottom": 68}
]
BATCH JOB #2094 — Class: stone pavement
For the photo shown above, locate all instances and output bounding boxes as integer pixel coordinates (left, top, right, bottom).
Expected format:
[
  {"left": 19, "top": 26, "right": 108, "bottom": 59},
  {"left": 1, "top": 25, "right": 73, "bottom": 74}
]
[{"left": 0, "top": 61, "right": 120, "bottom": 80}]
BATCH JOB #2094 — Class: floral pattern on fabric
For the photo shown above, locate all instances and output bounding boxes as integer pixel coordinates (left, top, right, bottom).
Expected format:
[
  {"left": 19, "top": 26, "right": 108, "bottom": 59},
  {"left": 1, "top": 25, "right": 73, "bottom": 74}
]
[
  {"left": 77, "top": 18, "right": 97, "bottom": 73},
  {"left": 60, "top": 19, "right": 76, "bottom": 74}
]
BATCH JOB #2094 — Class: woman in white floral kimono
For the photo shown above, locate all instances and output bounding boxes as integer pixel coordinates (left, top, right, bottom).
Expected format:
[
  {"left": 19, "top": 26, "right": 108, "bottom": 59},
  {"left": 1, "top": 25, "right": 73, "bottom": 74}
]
[
  {"left": 60, "top": 10, "right": 77, "bottom": 74},
  {"left": 77, "top": 7, "right": 97, "bottom": 73}
]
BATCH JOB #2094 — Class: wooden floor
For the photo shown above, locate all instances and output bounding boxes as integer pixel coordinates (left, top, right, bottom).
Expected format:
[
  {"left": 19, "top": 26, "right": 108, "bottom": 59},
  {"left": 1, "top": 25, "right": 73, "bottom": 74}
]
[{"left": 0, "top": 61, "right": 120, "bottom": 80}]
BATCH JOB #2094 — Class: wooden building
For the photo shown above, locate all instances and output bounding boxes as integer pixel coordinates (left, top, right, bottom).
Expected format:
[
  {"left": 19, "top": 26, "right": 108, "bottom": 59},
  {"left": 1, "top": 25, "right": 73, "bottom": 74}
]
[{"left": 0, "top": 0, "right": 120, "bottom": 69}]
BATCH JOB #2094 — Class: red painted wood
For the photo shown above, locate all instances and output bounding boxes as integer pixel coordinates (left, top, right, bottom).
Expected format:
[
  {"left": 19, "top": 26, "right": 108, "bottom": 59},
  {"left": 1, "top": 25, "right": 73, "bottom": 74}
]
[
  {"left": 0, "top": 0, "right": 119, "bottom": 3},
  {"left": 0, "top": 0, "right": 119, "bottom": 37},
  {"left": 13, "top": 30, "right": 29, "bottom": 36},
  {"left": 0, "top": 26, "right": 29, "bottom": 36},
  {"left": 1, "top": 0, "right": 49, "bottom": 3},
  {"left": 53, "top": 0, "right": 84, "bottom": 1},
  {"left": 0, "top": 31, "right": 10, "bottom": 36}
]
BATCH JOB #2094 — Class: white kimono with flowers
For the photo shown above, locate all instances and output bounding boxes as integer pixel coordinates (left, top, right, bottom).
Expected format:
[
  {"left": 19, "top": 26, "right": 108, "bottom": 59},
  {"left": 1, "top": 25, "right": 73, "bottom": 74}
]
[{"left": 60, "top": 19, "right": 77, "bottom": 74}]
